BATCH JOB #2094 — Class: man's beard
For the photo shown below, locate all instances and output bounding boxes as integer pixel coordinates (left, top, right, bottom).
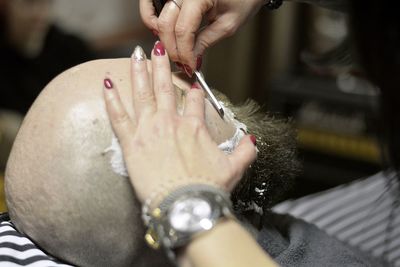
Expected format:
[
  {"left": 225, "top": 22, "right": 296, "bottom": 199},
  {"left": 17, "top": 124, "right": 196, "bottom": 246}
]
[{"left": 213, "top": 91, "right": 301, "bottom": 214}]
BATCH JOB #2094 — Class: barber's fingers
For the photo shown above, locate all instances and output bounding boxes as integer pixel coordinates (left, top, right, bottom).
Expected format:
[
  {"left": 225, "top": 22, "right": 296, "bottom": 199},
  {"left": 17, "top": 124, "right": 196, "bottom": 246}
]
[
  {"left": 151, "top": 41, "right": 176, "bottom": 112},
  {"left": 103, "top": 77, "right": 136, "bottom": 147},
  {"left": 157, "top": 1, "right": 181, "bottom": 62},
  {"left": 227, "top": 135, "right": 257, "bottom": 189},
  {"left": 183, "top": 83, "right": 205, "bottom": 119},
  {"left": 194, "top": 13, "right": 239, "bottom": 58},
  {"left": 139, "top": 0, "right": 159, "bottom": 32},
  {"left": 131, "top": 46, "right": 156, "bottom": 120},
  {"left": 175, "top": 0, "right": 213, "bottom": 69}
]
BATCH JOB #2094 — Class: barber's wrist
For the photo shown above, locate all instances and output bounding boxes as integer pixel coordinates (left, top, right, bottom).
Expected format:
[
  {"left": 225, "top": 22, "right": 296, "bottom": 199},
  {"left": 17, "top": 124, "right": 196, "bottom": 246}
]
[
  {"left": 176, "top": 219, "right": 238, "bottom": 267},
  {"left": 181, "top": 219, "right": 243, "bottom": 265},
  {"left": 184, "top": 218, "right": 237, "bottom": 250},
  {"left": 182, "top": 218, "right": 279, "bottom": 267}
]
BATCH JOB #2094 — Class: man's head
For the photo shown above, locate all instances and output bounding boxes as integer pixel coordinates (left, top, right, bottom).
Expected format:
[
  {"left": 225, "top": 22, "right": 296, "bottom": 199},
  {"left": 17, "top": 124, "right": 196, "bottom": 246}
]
[{"left": 5, "top": 58, "right": 299, "bottom": 266}]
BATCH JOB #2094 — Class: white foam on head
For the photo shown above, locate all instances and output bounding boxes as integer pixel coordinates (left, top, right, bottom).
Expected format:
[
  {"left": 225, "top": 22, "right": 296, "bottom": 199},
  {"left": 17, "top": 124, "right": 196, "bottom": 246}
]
[
  {"left": 104, "top": 103, "right": 248, "bottom": 177},
  {"left": 104, "top": 136, "right": 129, "bottom": 177}
]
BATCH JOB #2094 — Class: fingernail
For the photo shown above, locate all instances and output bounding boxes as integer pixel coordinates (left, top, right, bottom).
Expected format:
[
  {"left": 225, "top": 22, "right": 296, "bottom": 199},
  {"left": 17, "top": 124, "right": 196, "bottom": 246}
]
[
  {"left": 196, "top": 55, "right": 203, "bottom": 70},
  {"left": 154, "top": 41, "right": 165, "bottom": 56},
  {"left": 183, "top": 64, "right": 193, "bottom": 77},
  {"left": 191, "top": 82, "right": 200, "bottom": 89},
  {"left": 133, "top": 45, "right": 146, "bottom": 62},
  {"left": 152, "top": 29, "right": 159, "bottom": 36},
  {"left": 250, "top": 135, "right": 257, "bottom": 146},
  {"left": 104, "top": 78, "right": 113, "bottom": 89}
]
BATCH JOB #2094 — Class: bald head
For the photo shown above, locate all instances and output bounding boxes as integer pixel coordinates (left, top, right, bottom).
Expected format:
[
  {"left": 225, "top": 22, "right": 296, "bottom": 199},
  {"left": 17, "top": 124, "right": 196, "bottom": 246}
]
[
  {"left": 4, "top": 58, "right": 245, "bottom": 266},
  {"left": 5, "top": 57, "right": 299, "bottom": 266}
]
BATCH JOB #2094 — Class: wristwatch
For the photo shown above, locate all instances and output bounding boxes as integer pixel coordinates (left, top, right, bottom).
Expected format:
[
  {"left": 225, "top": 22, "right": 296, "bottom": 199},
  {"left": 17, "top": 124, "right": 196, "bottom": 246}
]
[{"left": 144, "top": 184, "right": 235, "bottom": 261}]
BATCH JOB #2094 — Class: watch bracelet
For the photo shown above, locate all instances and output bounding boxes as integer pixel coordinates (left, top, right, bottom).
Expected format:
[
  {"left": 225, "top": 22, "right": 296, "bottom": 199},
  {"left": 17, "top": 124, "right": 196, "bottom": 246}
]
[
  {"left": 141, "top": 179, "right": 222, "bottom": 226},
  {"left": 157, "top": 184, "right": 231, "bottom": 212},
  {"left": 142, "top": 183, "right": 232, "bottom": 227},
  {"left": 144, "top": 184, "right": 235, "bottom": 262}
]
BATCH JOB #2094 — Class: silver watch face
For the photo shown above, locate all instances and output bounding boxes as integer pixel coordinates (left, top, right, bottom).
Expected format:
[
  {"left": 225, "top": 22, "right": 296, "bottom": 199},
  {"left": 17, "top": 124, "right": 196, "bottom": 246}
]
[{"left": 169, "top": 197, "right": 213, "bottom": 232}]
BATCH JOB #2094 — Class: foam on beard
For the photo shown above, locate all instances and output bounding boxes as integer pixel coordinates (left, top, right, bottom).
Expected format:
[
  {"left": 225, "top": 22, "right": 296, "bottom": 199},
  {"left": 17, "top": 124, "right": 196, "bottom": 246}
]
[{"left": 104, "top": 102, "right": 248, "bottom": 177}]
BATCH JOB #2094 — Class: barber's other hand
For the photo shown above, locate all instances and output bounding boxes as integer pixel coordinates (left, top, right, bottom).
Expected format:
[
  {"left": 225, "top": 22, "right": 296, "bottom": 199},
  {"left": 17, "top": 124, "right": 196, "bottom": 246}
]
[
  {"left": 103, "top": 42, "right": 256, "bottom": 207},
  {"left": 140, "top": 0, "right": 265, "bottom": 75}
]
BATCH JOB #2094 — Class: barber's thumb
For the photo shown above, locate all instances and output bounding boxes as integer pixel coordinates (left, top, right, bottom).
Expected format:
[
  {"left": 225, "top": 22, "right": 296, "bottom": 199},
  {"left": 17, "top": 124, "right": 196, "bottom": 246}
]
[
  {"left": 139, "top": 0, "right": 159, "bottom": 32},
  {"left": 194, "top": 25, "right": 224, "bottom": 55},
  {"left": 194, "top": 20, "right": 231, "bottom": 57},
  {"left": 227, "top": 135, "right": 257, "bottom": 188}
]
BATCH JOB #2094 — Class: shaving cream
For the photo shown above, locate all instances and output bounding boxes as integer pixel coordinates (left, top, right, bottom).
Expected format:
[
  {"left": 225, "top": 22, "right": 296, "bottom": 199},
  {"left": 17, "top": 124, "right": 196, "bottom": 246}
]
[
  {"left": 217, "top": 101, "right": 247, "bottom": 154},
  {"left": 104, "top": 136, "right": 129, "bottom": 177}
]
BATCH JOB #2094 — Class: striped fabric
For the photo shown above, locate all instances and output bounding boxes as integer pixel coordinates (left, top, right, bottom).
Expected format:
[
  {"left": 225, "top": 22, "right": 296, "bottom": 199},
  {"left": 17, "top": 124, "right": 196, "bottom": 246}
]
[
  {"left": 0, "top": 221, "right": 72, "bottom": 267},
  {"left": 273, "top": 171, "right": 400, "bottom": 266},
  {"left": 0, "top": 172, "right": 398, "bottom": 266}
]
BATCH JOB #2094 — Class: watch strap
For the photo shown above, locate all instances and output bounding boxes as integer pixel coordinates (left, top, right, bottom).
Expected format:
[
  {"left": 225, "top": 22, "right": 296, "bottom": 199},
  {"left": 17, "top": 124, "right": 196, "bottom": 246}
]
[{"left": 144, "top": 184, "right": 235, "bottom": 262}]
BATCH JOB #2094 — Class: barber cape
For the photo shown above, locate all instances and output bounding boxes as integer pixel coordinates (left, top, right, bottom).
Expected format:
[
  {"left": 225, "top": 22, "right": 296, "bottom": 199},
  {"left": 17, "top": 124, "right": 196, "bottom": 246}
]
[
  {"left": 257, "top": 212, "right": 385, "bottom": 267},
  {"left": 0, "top": 211, "right": 386, "bottom": 266}
]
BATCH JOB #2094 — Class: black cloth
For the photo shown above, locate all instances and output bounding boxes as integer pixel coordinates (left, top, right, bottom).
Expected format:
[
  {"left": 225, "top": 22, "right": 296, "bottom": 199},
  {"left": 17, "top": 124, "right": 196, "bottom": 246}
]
[
  {"left": 0, "top": 211, "right": 387, "bottom": 266},
  {"left": 0, "top": 25, "right": 96, "bottom": 114},
  {"left": 257, "top": 212, "right": 388, "bottom": 266}
]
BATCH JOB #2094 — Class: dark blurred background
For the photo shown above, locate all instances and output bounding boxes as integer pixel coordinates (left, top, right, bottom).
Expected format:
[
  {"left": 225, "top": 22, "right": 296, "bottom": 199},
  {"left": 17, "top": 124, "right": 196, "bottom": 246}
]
[{"left": 0, "top": 0, "right": 381, "bottom": 211}]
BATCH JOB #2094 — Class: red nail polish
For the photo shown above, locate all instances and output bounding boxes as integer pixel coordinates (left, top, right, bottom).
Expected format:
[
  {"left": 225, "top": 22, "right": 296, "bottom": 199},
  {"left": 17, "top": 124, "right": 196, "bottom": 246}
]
[
  {"left": 154, "top": 41, "right": 165, "bottom": 56},
  {"left": 191, "top": 82, "right": 200, "bottom": 89},
  {"left": 104, "top": 78, "right": 113, "bottom": 89},
  {"left": 152, "top": 29, "right": 159, "bottom": 36},
  {"left": 184, "top": 64, "right": 193, "bottom": 77},
  {"left": 196, "top": 55, "right": 203, "bottom": 70},
  {"left": 250, "top": 135, "right": 257, "bottom": 146}
]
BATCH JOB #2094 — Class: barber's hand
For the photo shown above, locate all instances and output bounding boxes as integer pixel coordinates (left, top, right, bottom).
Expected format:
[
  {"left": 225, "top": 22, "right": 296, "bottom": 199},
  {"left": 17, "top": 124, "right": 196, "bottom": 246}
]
[
  {"left": 140, "top": 0, "right": 265, "bottom": 75},
  {"left": 103, "top": 42, "right": 256, "bottom": 207}
]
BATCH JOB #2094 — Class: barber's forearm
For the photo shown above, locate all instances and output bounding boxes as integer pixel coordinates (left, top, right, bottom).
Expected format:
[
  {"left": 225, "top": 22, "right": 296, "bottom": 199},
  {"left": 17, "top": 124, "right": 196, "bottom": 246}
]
[{"left": 180, "top": 219, "right": 278, "bottom": 267}]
